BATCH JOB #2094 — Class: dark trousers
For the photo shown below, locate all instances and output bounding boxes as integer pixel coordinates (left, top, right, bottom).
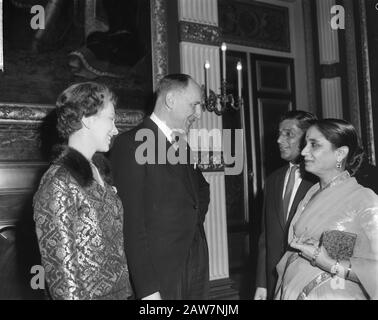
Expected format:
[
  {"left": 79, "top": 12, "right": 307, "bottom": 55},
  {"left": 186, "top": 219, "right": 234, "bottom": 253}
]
[{"left": 165, "top": 226, "right": 209, "bottom": 300}]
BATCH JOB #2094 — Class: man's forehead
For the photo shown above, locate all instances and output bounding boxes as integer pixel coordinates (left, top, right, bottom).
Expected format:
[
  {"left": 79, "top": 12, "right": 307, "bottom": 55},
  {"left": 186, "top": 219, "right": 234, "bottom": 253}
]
[
  {"left": 186, "top": 87, "right": 202, "bottom": 102},
  {"left": 189, "top": 82, "right": 201, "bottom": 96},
  {"left": 279, "top": 119, "right": 300, "bottom": 131}
]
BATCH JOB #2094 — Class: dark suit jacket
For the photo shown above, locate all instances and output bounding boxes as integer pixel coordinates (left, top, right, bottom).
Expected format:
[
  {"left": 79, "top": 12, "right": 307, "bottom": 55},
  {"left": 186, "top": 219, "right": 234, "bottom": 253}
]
[
  {"left": 355, "top": 161, "right": 378, "bottom": 195},
  {"left": 110, "top": 118, "right": 210, "bottom": 299},
  {"left": 256, "top": 165, "right": 315, "bottom": 299}
]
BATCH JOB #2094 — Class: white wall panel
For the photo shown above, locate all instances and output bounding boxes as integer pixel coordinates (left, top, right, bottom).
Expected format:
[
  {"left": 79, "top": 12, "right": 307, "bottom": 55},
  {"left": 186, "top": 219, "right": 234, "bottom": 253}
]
[
  {"left": 316, "top": 0, "right": 340, "bottom": 64},
  {"left": 321, "top": 77, "right": 343, "bottom": 118},
  {"left": 203, "top": 171, "right": 229, "bottom": 280},
  {"left": 179, "top": 0, "right": 218, "bottom": 26}
]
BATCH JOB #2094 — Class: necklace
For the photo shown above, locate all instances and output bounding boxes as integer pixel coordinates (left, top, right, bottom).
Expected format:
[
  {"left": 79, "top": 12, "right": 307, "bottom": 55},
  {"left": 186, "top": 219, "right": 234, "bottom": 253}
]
[
  {"left": 319, "top": 171, "right": 350, "bottom": 190},
  {"left": 300, "top": 171, "right": 350, "bottom": 212}
]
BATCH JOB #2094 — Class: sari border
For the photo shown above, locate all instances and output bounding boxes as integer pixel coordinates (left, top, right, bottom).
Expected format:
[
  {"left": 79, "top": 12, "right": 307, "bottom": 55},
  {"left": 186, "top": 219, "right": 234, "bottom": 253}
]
[{"left": 297, "top": 272, "right": 332, "bottom": 300}]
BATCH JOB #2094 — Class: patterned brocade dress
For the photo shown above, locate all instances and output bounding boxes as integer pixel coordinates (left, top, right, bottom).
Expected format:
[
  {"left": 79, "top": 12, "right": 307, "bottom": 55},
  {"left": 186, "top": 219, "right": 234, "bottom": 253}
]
[{"left": 33, "top": 148, "right": 132, "bottom": 300}]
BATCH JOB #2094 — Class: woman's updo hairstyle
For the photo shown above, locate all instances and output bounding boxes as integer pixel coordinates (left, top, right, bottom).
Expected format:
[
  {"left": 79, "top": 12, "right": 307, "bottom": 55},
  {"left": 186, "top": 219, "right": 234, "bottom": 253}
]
[
  {"left": 312, "top": 119, "right": 364, "bottom": 176},
  {"left": 56, "top": 82, "right": 116, "bottom": 139}
]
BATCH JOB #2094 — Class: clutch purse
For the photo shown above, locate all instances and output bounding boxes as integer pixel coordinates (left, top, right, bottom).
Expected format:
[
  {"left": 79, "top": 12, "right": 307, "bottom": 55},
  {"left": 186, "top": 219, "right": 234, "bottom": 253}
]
[{"left": 320, "top": 230, "right": 357, "bottom": 260}]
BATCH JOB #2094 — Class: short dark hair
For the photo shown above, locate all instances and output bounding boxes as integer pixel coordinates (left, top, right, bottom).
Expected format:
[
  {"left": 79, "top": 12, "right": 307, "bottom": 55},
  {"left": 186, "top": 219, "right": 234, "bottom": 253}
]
[
  {"left": 311, "top": 118, "right": 364, "bottom": 176},
  {"left": 56, "top": 82, "right": 117, "bottom": 139},
  {"left": 156, "top": 74, "right": 193, "bottom": 98},
  {"left": 280, "top": 110, "right": 317, "bottom": 132}
]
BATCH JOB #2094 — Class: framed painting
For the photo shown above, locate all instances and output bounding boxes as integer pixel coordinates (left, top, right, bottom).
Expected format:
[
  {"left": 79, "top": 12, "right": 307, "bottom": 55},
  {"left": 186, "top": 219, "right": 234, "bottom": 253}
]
[{"left": 0, "top": 0, "right": 169, "bottom": 111}]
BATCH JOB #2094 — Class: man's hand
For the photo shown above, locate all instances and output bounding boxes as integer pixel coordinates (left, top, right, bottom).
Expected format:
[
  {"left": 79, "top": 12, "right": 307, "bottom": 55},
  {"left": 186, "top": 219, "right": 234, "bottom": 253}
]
[
  {"left": 254, "top": 287, "right": 267, "bottom": 300},
  {"left": 142, "top": 292, "right": 162, "bottom": 300}
]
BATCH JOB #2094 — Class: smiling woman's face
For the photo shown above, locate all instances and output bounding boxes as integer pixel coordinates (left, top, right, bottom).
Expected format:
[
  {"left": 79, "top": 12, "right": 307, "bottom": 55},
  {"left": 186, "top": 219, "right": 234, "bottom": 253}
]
[{"left": 89, "top": 99, "right": 119, "bottom": 153}]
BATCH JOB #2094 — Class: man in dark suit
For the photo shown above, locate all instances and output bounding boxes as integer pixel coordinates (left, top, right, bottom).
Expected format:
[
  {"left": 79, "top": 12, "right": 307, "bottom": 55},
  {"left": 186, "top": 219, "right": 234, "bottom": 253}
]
[
  {"left": 355, "top": 154, "right": 378, "bottom": 194},
  {"left": 110, "top": 74, "right": 210, "bottom": 300},
  {"left": 254, "top": 110, "right": 317, "bottom": 300}
]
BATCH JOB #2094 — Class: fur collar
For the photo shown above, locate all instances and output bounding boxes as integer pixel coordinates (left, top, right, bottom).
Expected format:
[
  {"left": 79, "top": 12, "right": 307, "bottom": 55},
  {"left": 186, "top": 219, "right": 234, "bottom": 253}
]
[{"left": 52, "top": 145, "right": 113, "bottom": 187}]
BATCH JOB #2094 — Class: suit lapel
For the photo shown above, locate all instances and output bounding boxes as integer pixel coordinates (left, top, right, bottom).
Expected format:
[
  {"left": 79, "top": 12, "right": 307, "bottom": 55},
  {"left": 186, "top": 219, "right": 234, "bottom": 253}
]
[
  {"left": 143, "top": 118, "right": 197, "bottom": 202},
  {"left": 285, "top": 178, "right": 313, "bottom": 226},
  {"left": 282, "top": 177, "right": 315, "bottom": 250}
]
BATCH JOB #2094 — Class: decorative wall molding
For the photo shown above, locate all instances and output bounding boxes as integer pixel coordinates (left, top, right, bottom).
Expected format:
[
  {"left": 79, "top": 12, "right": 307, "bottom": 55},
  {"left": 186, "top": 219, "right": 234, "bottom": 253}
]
[
  {"left": 151, "top": 0, "right": 169, "bottom": 89},
  {"left": 0, "top": 104, "right": 54, "bottom": 123},
  {"left": 0, "top": 104, "right": 144, "bottom": 127},
  {"left": 194, "top": 151, "right": 224, "bottom": 172},
  {"left": 218, "top": 0, "right": 290, "bottom": 52},
  {"left": 357, "top": 0, "right": 376, "bottom": 165},
  {"left": 179, "top": 21, "right": 220, "bottom": 46},
  {"left": 116, "top": 110, "right": 145, "bottom": 128}
]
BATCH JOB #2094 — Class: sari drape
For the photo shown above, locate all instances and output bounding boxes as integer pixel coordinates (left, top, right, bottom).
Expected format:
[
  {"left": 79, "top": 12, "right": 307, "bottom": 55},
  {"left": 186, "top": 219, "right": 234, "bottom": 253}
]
[{"left": 275, "top": 172, "right": 378, "bottom": 300}]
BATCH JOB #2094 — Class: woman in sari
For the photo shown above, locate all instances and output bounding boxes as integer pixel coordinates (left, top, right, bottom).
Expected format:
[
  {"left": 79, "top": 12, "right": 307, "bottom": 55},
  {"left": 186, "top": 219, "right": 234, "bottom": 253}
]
[{"left": 275, "top": 119, "right": 378, "bottom": 300}]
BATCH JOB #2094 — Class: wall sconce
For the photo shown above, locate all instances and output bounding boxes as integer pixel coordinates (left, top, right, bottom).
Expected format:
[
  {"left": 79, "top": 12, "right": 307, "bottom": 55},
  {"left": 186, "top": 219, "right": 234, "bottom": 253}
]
[{"left": 202, "top": 43, "right": 243, "bottom": 116}]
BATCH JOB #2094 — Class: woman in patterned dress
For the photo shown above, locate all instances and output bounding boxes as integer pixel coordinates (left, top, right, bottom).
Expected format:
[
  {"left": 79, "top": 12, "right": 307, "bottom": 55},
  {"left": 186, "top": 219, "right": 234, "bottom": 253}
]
[{"left": 33, "top": 82, "right": 132, "bottom": 299}]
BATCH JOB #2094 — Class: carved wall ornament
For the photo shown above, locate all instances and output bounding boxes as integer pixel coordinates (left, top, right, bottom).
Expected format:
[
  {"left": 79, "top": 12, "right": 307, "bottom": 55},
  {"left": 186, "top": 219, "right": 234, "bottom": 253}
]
[
  {"left": 218, "top": 0, "right": 290, "bottom": 52},
  {"left": 179, "top": 21, "right": 220, "bottom": 46}
]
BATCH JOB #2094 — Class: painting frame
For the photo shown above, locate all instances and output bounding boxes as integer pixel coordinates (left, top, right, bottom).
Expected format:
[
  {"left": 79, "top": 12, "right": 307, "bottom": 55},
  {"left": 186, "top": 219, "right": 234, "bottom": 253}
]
[
  {"left": 0, "top": 0, "right": 169, "bottom": 163},
  {"left": 0, "top": 0, "right": 169, "bottom": 112}
]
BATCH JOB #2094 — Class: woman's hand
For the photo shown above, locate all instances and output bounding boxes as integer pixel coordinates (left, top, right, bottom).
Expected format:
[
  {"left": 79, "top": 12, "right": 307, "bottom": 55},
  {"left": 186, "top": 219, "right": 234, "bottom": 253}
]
[
  {"left": 290, "top": 238, "right": 334, "bottom": 270},
  {"left": 290, "top": 237, "right": 318, "bottom": 261},
  {"left": 291, "top": 236, "right": 359, "bottom": 283}
]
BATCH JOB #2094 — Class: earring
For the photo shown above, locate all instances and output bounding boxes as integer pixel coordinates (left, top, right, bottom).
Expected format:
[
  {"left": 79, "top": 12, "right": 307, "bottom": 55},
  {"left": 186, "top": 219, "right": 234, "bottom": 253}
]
[{"left": 336, "top": 161, "right": 342, "bottom": 169}]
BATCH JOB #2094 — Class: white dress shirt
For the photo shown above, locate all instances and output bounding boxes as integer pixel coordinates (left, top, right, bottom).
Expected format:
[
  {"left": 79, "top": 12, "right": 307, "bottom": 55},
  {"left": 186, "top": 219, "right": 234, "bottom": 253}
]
[
  {"left": 150, "top": 113, "right": 197, "bottom": 168},
  {"left": 150, "top": 112, "right": 173, "bottom": 142},
  {"left": 282, "top": 163, "right": 302, "bottom": 219}
]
